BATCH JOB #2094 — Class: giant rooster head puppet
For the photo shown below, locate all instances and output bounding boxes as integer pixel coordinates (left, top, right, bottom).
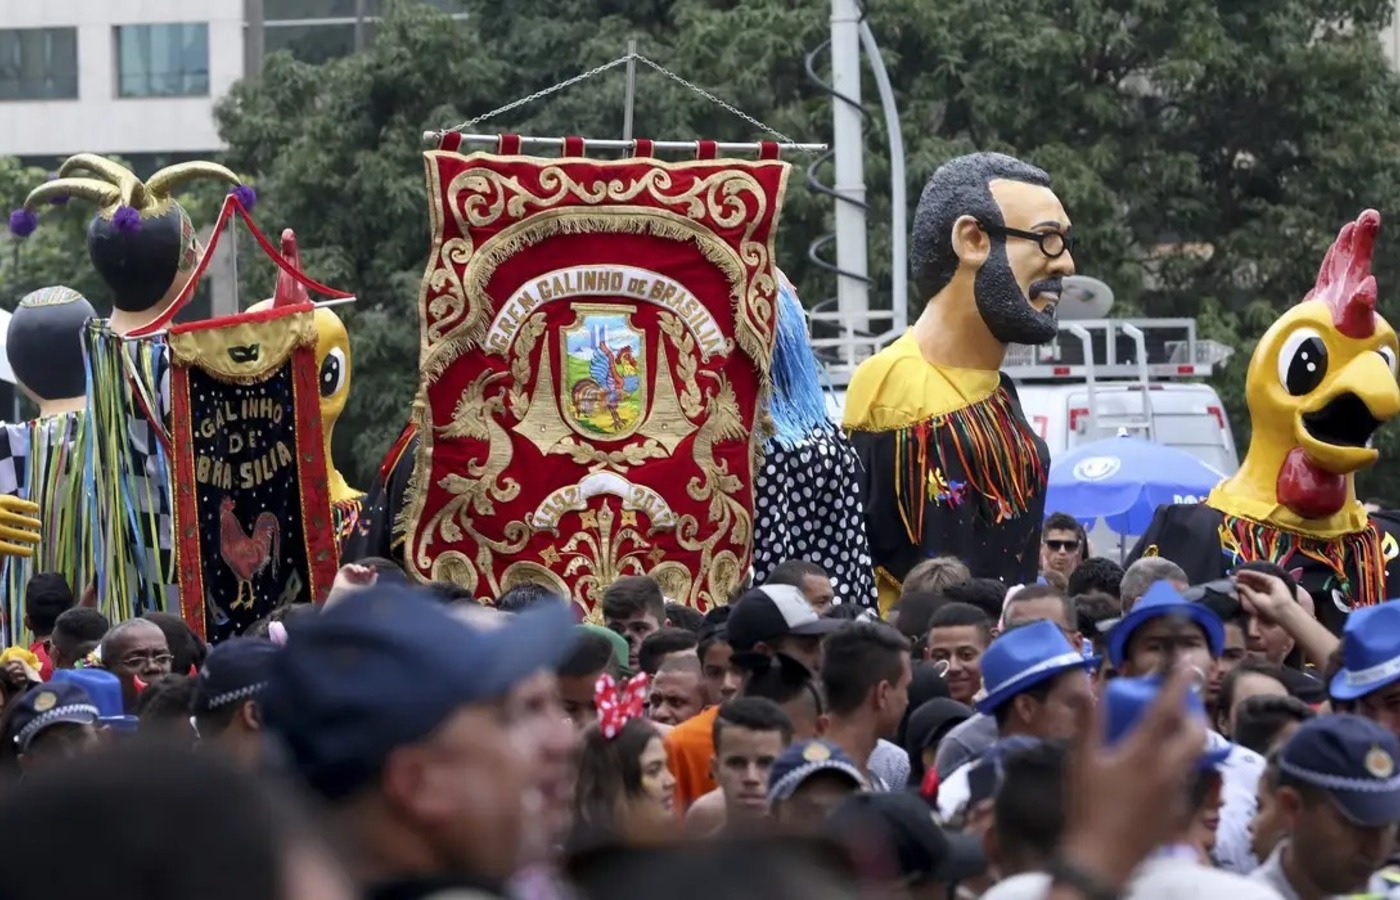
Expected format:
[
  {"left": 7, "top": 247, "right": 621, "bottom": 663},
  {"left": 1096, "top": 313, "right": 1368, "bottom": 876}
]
[
  {"left": 248, "top": 230, "right": 359, "bottom": 505},
  {"left": 8, "top": 154, "right": 252, "bottom": 335},
  {"left": 1211, "top": 210, "right": 1400, "bottom": 536}
]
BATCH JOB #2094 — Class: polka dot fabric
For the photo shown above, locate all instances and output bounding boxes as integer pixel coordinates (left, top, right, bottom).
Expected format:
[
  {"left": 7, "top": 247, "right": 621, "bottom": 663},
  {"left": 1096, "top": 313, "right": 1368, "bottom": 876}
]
[
  {"left": 753, "top": 422, "right": 878, "bottom": 609},
  {"left": 595, "top": 672, "right": 649, "bottom": 739}
]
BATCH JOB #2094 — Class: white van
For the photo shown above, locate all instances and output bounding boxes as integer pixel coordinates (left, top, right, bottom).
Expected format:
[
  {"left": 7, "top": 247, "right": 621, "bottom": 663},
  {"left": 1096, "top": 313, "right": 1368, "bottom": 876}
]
[
  {"left": 824, "top": 380, "right": 1237, "bottom": 475},
  {"left": 1016, "top": 381, "right": 1238, "bottom": 475}
]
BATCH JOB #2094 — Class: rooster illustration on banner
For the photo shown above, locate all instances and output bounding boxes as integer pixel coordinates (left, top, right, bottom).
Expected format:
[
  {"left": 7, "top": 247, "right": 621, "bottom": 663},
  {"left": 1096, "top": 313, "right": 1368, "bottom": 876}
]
[{"left": 218, "top": 496, "right": 281, "bottom": 610}]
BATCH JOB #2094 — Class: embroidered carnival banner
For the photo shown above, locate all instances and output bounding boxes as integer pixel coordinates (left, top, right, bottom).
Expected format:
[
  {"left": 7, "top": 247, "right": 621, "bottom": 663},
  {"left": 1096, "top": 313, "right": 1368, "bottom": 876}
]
[
  {"left": 167, "top": 307, "right": 338, "bottom": 640},
  {"left": 404, "top": 146, "right": 790, "bottom": 615}
]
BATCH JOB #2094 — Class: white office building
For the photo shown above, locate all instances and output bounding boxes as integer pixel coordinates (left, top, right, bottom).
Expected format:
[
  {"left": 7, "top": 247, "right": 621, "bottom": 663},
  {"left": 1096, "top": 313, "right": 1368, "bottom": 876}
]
[{"left": 0, "top": 0, "right": 460, "bottom": 162}]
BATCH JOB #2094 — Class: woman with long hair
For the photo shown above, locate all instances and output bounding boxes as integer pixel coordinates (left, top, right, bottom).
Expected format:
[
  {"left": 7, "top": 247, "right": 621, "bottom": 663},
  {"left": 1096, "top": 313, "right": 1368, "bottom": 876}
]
[{"left": 570, "top": 673, "right": 676, "bottom": 850}]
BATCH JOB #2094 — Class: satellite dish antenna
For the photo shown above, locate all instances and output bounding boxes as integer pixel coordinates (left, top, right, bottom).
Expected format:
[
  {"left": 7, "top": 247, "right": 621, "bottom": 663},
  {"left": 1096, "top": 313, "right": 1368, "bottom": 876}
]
[{"left": 1058, "top": 275, "right": 1115, "bottom": 320}]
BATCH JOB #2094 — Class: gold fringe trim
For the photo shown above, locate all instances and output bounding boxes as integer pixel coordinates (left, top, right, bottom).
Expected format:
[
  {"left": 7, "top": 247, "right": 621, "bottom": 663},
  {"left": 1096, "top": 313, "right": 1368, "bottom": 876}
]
[{"left": 167, "top": 313, "right": 318, "bottom": 383}]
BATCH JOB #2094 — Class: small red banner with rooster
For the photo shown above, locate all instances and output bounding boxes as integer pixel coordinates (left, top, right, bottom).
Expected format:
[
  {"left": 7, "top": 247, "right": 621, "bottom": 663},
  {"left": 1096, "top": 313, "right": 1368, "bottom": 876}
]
[
  {"left": 403, "top": 146, "right": 789, "bottom": 616},
  {"left": 167, "top": 306, "right": 338, "bottom": 640}
]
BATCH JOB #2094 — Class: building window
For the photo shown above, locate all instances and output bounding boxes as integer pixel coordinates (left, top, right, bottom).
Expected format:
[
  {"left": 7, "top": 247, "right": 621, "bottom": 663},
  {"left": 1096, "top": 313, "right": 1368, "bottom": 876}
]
[
  {"left": 264, "top": 23, "right": 357, "bottom": 64},
  {"left": 266, "top": 0, "right": 361, "bottom": 20},
  {"left": 0, "top": 28, "right": 79, "bottom": 101},
  {"left": 115, "top": 23, "right": 210, "bottom": 98}
]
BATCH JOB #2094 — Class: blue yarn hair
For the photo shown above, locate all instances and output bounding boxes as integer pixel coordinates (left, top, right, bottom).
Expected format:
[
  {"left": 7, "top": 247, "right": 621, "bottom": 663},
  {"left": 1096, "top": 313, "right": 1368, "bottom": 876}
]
[{"left": 768, "top": 270, "right": 833, "bottom": 449}]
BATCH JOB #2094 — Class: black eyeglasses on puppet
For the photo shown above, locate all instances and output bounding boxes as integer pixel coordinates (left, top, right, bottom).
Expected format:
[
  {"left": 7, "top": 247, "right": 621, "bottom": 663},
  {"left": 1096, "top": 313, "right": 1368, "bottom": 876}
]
[{"left": 843, "top": 152, "right": 1076, "bottom": 613}]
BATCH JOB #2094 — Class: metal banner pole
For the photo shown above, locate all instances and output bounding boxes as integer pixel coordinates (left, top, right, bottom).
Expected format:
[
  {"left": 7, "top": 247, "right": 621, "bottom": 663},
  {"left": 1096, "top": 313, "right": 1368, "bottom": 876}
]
[{"left": 622, "top": 39, "right": 638, "bottom": 141}]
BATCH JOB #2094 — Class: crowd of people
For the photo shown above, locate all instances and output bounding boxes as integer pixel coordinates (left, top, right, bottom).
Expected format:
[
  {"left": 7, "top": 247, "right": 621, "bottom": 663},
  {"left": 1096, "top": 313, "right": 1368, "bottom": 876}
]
[{"left": 0, "top": 518, "right": 1395, "bottom": 900}]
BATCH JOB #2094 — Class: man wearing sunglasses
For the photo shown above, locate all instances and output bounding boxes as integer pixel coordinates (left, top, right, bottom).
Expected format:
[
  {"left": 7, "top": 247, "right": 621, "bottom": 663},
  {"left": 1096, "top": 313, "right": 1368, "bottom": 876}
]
[{"left": 845, "top": 152, "right": 1075, "bottom": 612}]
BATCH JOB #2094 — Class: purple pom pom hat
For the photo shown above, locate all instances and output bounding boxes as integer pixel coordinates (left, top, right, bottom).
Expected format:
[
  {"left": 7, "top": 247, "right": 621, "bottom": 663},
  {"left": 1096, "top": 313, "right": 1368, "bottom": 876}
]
[{"left": 7, "top": 154, "right": 251, "bottom": 315}]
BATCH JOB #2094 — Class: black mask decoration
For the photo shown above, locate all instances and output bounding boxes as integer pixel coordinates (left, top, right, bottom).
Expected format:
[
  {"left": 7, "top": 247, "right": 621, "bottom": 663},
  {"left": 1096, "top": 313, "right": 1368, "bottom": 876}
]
[
  {"left": 973, "top": 240, "right": 1061, "bottom": 346},
  {"left": 7, "top": 286, "right": 96, "bottom": 401}
]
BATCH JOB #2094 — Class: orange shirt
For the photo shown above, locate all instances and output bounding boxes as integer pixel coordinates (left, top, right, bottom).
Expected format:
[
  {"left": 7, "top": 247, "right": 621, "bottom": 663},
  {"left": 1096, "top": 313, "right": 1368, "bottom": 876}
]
[{"left": 666, "top": 705, "right": 718, "bottom": 811}]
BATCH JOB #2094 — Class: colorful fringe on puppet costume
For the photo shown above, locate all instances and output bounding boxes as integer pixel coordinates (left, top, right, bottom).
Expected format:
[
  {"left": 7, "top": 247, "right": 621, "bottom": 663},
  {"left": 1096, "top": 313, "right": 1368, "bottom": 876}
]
[
  {"left": 1129, "top": 210, "right": 1400, "bottom": 635},
  {"left": 389, "top": 134, "right": 789, "bottom": 616},
  {"left": 845, "top": 153, "right": 1068, "bottom": 613},
  {"left": 752, "top": 272, "right": 877, "bottom": 608},
  {"left": 0, "top": 287, "right": 97, "bottom": 641}
]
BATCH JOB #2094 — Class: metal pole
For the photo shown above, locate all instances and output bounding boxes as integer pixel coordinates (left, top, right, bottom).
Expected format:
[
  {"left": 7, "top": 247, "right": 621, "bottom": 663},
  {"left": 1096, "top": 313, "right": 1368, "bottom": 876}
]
[
  {"left": 423, "top": 133, "right": 827, "bottom": 153},
  {"left": 858, "top": 19, "right": 907, "bottom": 323},
  {"left": 622, "top": 39, "right": 638, "bottom": 141},
  {"left": 830, "top": 0, "right": 870, "bottom": 335},
  {"left": 244, "top": 0, "right": 265, "bottom": 78},
  {"left": 354, "top": 0, "right": 368, "bottom": 52}
]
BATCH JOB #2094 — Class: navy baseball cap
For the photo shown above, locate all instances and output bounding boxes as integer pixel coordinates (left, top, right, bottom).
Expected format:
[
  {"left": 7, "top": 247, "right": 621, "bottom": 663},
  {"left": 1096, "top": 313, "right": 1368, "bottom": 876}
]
[
  {"left": 193, "top": 637, "right": 279, "bottom": 714},
  {"left": 262, "top": 584, "right": 576, "bottom": 800},
  {"left": 768, "top": 740, "right": 868, "bottom": 802},
  {"left": 727, "top": 585, "right": 842, "bottom": 653},
  {"left": 1278, "top": 714, "right": 1400, "bottom": 827},
  {"left": 7, "top": 682, "right": 99, "bottom": 751}
]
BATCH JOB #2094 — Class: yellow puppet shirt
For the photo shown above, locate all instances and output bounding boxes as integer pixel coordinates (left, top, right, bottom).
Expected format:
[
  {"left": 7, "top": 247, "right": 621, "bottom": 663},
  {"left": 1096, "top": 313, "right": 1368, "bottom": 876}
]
[{"left": 843, "top": 333, "right": 1049, "bottom": 611}]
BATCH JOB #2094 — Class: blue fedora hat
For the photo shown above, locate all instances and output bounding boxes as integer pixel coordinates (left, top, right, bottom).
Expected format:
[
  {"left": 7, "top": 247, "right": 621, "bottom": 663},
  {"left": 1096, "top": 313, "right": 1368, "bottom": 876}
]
[
  {"left": 1104, "top": 675, "right": 1229, "bottom": 770},
  {"left": 976, "top": 620, "right": 1098, "bottom": 715},
  {"left": 1108, "top": 581, "right": 1224, "bottom": 668},
  {"left": 1330, "top": 601, "right": 1400, "bottom": 702}
]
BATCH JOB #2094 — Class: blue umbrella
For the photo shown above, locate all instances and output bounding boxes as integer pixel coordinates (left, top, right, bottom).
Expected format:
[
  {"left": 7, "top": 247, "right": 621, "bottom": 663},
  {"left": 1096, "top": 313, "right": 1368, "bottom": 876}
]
[{"left": 1045, "top": 435, "right": 1226, "bottom": 535}]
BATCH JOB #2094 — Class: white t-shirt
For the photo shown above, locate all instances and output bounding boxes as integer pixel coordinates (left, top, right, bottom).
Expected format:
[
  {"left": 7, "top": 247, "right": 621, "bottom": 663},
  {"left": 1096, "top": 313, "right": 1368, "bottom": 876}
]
[
  {"left": 982, "top": 858, "right": 1284, "bottom": 899},
  {"left": 934, "top": 728, "right": 1264, "bottom": 873}
]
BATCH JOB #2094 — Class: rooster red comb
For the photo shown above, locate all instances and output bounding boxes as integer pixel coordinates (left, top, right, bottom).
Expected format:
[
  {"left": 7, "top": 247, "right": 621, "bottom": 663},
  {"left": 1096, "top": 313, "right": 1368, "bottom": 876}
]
[
  {"left": 1306, "top": 209, "right": 1381, "bottom": 339},
  {"left": 272, "top": 228, "right": 310, "bottom": 308}
]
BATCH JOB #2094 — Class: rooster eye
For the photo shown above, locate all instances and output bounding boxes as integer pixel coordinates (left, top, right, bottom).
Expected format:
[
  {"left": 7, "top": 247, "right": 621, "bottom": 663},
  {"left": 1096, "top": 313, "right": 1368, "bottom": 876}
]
[
  {"left": 1277, "top": 328, "right": 1328, "bottom": 396},
  {"left": 320, "top": 347, "right": 347, "bottom": 398},
  {"left": 1380, "top": 346, "right": 1398, "bottom": 377}
]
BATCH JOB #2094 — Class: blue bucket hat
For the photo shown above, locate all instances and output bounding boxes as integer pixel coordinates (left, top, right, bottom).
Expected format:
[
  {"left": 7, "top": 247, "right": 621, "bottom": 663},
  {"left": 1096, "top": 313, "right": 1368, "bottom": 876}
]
[
  {"left": 976, "top": 619, "right": 1098, "bottom": 715},
  {"left": 1330, "top": 601, "right": 1400, "bottom": 702},
  {"left": 1278, "top": 714, "right": 1400, "bottom": 827},
  {"left": 1103, "top": 675, "right": 1229, "bottom": 770},
  {"left": 1108, "top": 580, "right": 1224, "bottom": 668},
  {"left": 48, "top": 668, "right": 137, "bottom": 732}
]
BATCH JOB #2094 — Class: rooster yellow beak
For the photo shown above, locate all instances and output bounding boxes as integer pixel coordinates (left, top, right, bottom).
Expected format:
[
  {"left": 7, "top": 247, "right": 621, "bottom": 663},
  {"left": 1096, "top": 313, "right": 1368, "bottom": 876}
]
[{"left": 1293, "top": 350, "right": 1400, "bottom": 473}]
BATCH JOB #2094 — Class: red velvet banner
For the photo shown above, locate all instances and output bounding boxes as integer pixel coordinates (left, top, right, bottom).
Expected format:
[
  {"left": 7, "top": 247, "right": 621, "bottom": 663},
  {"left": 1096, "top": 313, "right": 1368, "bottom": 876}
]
[
  {"left": 167, "top": 306, "right": 338, "bottom": 640},
  {"left": 405, "top": 153, "right": 790, "bottom": 615}
]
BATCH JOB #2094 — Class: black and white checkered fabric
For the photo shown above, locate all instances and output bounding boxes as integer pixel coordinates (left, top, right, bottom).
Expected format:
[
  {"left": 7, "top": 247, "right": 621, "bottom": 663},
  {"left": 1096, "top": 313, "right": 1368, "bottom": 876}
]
[
  {"left": 752, "top": 421, "right": 878, "bottom": 609},
  {"left": 0, "top": 423, "right": 28, "bottom": 500}
]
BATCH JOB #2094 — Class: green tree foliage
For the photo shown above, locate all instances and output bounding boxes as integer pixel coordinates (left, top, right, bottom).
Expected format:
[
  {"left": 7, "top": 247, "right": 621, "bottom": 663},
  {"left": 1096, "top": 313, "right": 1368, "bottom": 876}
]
[
  {"left": 0, "top": 158, "right": 107, "bottom": 311},
  {"left": 217, "top": 0, "right": 1400, "bottom": 498}
]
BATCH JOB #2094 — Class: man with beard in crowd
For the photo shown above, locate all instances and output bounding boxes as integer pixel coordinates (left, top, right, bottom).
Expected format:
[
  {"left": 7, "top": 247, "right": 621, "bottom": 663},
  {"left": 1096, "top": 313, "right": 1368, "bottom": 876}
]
[{"left": 844, "top": 152, "right": 1070, "bottom": 611}]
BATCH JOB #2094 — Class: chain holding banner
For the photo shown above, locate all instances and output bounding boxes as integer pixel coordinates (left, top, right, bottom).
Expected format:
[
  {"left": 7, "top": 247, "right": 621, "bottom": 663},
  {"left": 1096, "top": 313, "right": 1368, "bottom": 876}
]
[{"left": 404, "top": 146, "right": 790, "bottom": 616}]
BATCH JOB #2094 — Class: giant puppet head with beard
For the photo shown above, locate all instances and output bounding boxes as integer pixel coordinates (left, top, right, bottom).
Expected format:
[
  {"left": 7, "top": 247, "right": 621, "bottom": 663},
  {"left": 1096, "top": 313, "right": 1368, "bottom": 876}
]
[{"left": 911, "top": 152, "right": 1073, "bottom": 354}]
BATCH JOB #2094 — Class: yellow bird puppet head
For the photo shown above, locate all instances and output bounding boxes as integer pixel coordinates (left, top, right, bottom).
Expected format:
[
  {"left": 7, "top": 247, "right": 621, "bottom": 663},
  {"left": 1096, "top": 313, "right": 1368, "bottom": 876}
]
[
  {"left": 1242, "top": 209, "right": 1400, "bottom": 521},
  {"left": 248, "top": 230, "right": 357, "bottom": 503}
]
